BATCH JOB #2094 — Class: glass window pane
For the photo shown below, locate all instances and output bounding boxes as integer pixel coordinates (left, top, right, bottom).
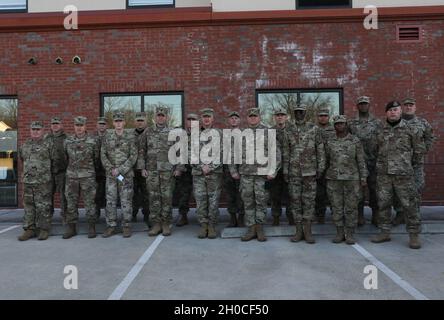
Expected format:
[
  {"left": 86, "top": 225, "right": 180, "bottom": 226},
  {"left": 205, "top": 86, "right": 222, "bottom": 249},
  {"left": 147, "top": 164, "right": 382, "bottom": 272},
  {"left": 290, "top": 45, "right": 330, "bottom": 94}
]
[
  {"left": 144, "top": 94, "right": 183, "bottom": 128},
  {"left": 0, "top": 0, "right": 26, "bottom": 11},
  {"left": 128, "top": 0, "right": 174, "bottom": 7},
  {"left": 300, "top": 92, "right": 341, "bottom": 123},
  {"left": 0, "top": 98, "right": 18, "bottom": 207},
  {"left": 297, "top": 0, "right": 350, "bottom": 8},
  {"left": 103, "top": 95, "right": 142, "bottom": 128},
  {"left": 257, "top": 92, "right": 298, "bottom": 127}
]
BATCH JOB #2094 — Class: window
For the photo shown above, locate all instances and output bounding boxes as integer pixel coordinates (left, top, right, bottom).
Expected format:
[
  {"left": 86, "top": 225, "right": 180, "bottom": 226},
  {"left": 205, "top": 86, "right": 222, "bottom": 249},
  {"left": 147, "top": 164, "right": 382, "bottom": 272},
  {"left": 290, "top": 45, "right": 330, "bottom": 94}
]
[
  {"left": 101, "top": 92, "right": 184, "bottom": 128},
  {"left": 256, "top": 89, "right": 343, "bottom": 127},
  {"left": 127, "top": 0, "right": 175, "bottom": 9},
  {"left": 0, "top": 97, "right": 18, "bottom": 207},
  {"left": 0, "top": 0, "right": 27, "bottom": 12},
  {"left": 296, "top": 0, "right": 351, "bottom": 9}
]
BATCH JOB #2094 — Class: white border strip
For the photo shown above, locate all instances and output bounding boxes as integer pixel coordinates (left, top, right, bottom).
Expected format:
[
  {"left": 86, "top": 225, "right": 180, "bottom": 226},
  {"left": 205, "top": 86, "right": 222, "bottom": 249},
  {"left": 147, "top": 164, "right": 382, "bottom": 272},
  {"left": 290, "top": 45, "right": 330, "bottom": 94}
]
[
  {"left": 108, "top": 235, "right": 165, "bottom": 300},
  {"left": 352, "top": 243, "right": 429, "bottom": 300},
  {"left": 0, "top": 225, "right": 20, "bottom": 235}
]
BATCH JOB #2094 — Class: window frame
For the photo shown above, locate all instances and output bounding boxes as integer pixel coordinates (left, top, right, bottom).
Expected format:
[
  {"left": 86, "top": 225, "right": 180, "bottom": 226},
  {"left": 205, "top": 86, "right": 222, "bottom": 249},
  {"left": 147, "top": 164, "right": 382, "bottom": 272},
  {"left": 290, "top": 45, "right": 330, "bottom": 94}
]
[
  {"left": 0, "top": 0, "right": 28, "bottom": 13},
  {"left": 100, "top": 91, "right": 185, "bottom": 128},
  {"left": 126, "top": 0, "right": 175, "bottom": 9},
  {"left": 296, "top": 0, "right": 352, "bottom": 10}
]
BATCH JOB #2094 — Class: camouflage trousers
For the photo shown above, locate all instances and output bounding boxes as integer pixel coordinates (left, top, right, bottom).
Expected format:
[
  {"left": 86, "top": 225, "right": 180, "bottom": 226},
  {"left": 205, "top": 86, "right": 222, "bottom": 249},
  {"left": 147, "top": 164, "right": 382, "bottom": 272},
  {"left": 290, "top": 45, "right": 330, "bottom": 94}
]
[
  {"left": 147, "top": 171, "right": 174, "bottom": 224},
  {"left": 95, "top": 174, "right": 106, "bottom": 215},
  {"left": 133, "top": 169, "right": 150, "bottom": 217},
  {"left": 377, "top": 174, "right": 421, "bottom": 233},
  {"left": 174, "top": 169, "right": 193, "bottom": 215},
  {"left": 240, "top": 175, "right": 268, "bottom": 227},
  {"left": 23, "top": 183, "right": 53, "bottom": 231},
  {"left": 269, "top": 170, "right": 290, "bottom": 218},
  {"left": 223, "top": 171, "right": 244, "bottom": 215},
  {"left": 315, "top": 175, "right": 330, "bottom": 218},
  {"left": 65, "top": 176, "right": 97, "bottom": 224},
  {"left": 193, "top": 174, "right": 222, "bottom": 225},
  {"left": 326, "top": 180, "right": 360, "bottom": 228},
  {"left": 105, "top": 176, "right": 133, "bottom": 228},
  {"left": 52, "top": 172, "right": 67, "bottom": 219},
  {"left": 288, "top": 175, "right": 316, "bottom": 223},
  {"left": 359, "top": 166, "right": 378, "bottom": 213},
  {"left": 394, "top": 164, "right": 424, "bottom": 214}
]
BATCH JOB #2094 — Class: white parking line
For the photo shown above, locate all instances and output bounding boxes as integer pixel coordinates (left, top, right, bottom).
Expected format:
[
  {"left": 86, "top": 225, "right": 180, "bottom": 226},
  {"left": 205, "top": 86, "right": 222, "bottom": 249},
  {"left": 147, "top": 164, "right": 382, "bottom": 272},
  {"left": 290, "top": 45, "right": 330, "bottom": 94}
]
[
  {"left": 108, "top": 235, "right": 165, "bottom": 300},
  {"left": 352, "top": 243, "right": 429, "bottom": 300},
  {"left": 0, "top": 225, "right": 20, "bottom": 235}
]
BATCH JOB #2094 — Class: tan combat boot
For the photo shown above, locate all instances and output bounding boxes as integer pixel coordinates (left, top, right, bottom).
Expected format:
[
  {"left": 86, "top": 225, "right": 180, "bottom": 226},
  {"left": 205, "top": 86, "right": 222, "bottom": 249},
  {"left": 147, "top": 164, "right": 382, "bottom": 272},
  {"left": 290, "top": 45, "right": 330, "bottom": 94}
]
[
  {"left": 227, "top": 214, "right": 237, "bottom": 228},
  {"left": 272, "top": 216, "right": 280, "bottom": 226},
  {"left": 345, "top": 228, "right": 356, "bottom": 245},
  {"left": 102, "top": 227, "right": 116, "bottom": 238},
  {"left": 392, "top": 211, "right": 405, "bottom": 226},
  {"left": 148, "top": 223, "right": 162, "bottom": 237},
  {"left": 371, "top": 231, "right": 391, "bottom": 243},
  {"left": 123, "top": 226, "right": 132, "bottom": 238},
  {"left": 303, "top": 221, "right": 315, "bottom": 244},
  {"left": 237, "top": 214, "right": 245, "bottom": 227},
  {"left": 198, "top": 223, "right": 208, "bottom": 239},
  {"left": 88, "top": 223, "right": 96, "bottom": 238},
  {"left": 162, "top": 222, "right": 171, "bottom": 236},
  {"left": 409, "top": 233, "right": 421, "bottom": 249},
  {"left": 241, "top": 225, "right": 257, "bottom": 242},
  {"left": 176, "top": 214, "right": 188, "bottom": 227},
  {"left": 38, "top": 230, "right": 49, "bottom": 241},
  {"left": 62, "top": 223, "right": 77, "bottom": 239},
  {"left": 207, "top": 224, "right": 217, "bottom": 239},
  {"left": 256, "top": 224, "right": 267, "bottom": 242},
  {"left": 18, "top": 229, "right": 36, "bottom": 241},
  {"left": 332, "top": 226, "right": 345, "bottom": 243},
  {"left": 290, "top": 224, "right": 304, "bottom": 242},
  {"left": 287, "top": 214, "right": 295, "bottom": 226}
]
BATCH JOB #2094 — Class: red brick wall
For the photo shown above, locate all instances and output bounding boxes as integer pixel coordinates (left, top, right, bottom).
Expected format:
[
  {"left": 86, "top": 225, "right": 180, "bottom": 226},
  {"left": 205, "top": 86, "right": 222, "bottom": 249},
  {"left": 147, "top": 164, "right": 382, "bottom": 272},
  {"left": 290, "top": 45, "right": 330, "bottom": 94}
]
[{"left": 1, "top": 19, "right": 443, "bottom": 205}]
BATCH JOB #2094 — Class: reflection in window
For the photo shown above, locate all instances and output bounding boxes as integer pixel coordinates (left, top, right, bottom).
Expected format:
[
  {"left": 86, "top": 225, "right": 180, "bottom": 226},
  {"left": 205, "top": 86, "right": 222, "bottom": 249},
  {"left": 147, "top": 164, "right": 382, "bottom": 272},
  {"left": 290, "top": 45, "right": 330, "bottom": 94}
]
[
  {"left": 257, "top": 90, "right": 342, "bottom": 127},
  {"left": 0, "top": 97, "right": 18, "bottom": 207},
  {"left": 127, "top": 0, "right": 174, "bottom": 8},
  {"left": 102, "top": 95, "right": 142, "bottom": 128},
  {"left": 0, "top": 0, "right": 27, "bottom": 11},
  {"left": 144, "top": 95, "right": 182, "bottom": 128}
]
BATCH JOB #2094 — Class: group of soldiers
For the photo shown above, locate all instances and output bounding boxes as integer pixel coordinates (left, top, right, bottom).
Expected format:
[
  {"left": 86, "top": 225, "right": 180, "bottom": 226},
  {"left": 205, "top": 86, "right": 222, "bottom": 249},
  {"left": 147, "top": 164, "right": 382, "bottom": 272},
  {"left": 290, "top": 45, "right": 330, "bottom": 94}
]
[{"left": 17, "top": 96, "right": 434, "bottom": 249}]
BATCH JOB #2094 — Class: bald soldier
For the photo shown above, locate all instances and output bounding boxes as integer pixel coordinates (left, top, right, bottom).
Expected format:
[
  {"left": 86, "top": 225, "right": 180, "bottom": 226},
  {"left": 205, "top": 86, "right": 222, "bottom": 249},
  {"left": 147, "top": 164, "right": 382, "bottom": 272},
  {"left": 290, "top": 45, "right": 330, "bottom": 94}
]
[{"left": 18, "top": 121, "right": 54, "bottom": 241}]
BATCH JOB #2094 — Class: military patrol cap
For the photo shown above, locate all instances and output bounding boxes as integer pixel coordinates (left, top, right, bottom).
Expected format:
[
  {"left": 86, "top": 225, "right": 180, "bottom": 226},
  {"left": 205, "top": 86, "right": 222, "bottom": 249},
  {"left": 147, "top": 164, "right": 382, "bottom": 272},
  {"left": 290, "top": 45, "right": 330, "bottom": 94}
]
[
  {"left": 293, "top": 104, "right": 307, "bottom": 111},
  {"left": 186, "top": 113, "right": 199, "bottom": 120},
  {"left": 97, "top": 117, "right": 106, "bottom": 125},
  {"left": 113, "top": 112, "right": 125, "bottom": 121},
  {"left": 51, "top": 117, "right": 61, "bottom": 124},
  {"left": 333, "top": 115, "right": 347, "bottom": 124},
  {"left": 156, "top": 106, "right": 168, "bottom": 116},
  {"left": 247, "top": 108, "right": 261, "bottom": 117},
  {"left": 357, "top": 96, "right": 370, "bottom": 105},
  {"left": 200, "top": 108, "right": 214, "bottom": 117},
  {"left": 74, "top": 116, "right": 87, "bottom": 125},
  {"left": 274, "top": 107, "right": 287, "bottom": 116},
  {"left": 385, "top": 100, "right": 401, "bottom": 112},
  {"left": 30, "top": 121, "right": 43, "bottom": 129},
  {"left": 135, "top": 112, "right": 146, "bottom": 121},
  {"left": 227, "top": 111, "right": 240, "bottom": 118},
  {"left": 317, "top": 108, "right": 330, "bottom": 116},
  {"left": 402, "top": 98, "right": 416, "bottom": 105}
]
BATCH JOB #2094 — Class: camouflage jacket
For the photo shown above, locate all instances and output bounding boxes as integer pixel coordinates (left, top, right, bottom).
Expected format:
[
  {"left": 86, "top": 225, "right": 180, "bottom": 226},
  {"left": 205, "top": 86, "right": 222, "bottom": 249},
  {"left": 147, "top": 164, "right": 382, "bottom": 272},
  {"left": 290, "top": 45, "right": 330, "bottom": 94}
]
[
  {"left": 348, "top": 114, "right": 383, "bottom": 168},
  {"left": 271, "top": 124, "right": 287, "bottom": 174},
  {"left": 64, "top": 133, "right": 100, "bottom": 179},
  {"left": 403, "top": 115, "right": 435, "bottom": 153},
  {"left": 101, "top": 130, "right": 137, "bottom": 178},
  {"left": 325, "top": 133, "right": 367, "bottom": 181},
  {"left": 282, "top": 120, "right": 325, "bottom": 177},
  {"left": 139, "top": 124, "right": 175, "bottom": 172},
  {"left": 133, "top": 128, "right": 146, "bottom": 171},
  {"left": 318, "top": 124, "right": 336, "bottom": 144},
  {"left": 44, "top": 131, "right": 67, "bottom": 175},
  {"left": 376, "top": 119, "right": 426, "bottom": 176},
  {"left": 233, "top": 123, "right": 281, "bottom": 177},
  {"left": 19, "top": 138, "right": 53, "bottom": 184},
  {"left": 191, "top": 127, "right": 223, "bottom": 176},
  {"left": 94, "top": 131, "right": 107, "bottom": 177}
]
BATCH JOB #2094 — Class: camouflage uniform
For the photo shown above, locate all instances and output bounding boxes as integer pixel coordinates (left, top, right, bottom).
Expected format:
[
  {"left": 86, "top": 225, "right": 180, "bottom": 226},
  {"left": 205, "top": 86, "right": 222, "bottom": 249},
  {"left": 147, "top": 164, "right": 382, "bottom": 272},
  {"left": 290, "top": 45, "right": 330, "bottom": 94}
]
[
  {"left": 315, "top": 113, "right": 336, "bottom": 222},
  {"left": 45, "top": 124, "right": 68, "bottom": 221},
  {"left": 348, "top": 109, "right": 383, "bottom": 223},
  {"left": 19, "top": 123, "right": 54, "bottom": 233},
  {"left": 94, "top": 124, "right": 107, "bottom": 217},
  {"left": 64, "top": 125, "right": 100, "bottom": 225},
  {"left": 375, "top": 118, "right": 425, "bottom": 235},
  {"left": 139, "top": 114, "right": 176, "bottom": 227},
  {"left": 101, "top": 124, "right": 138, "bottom": 228},
  {"left": 325, "top": 121, "right": 367, "bottom": 230}
]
